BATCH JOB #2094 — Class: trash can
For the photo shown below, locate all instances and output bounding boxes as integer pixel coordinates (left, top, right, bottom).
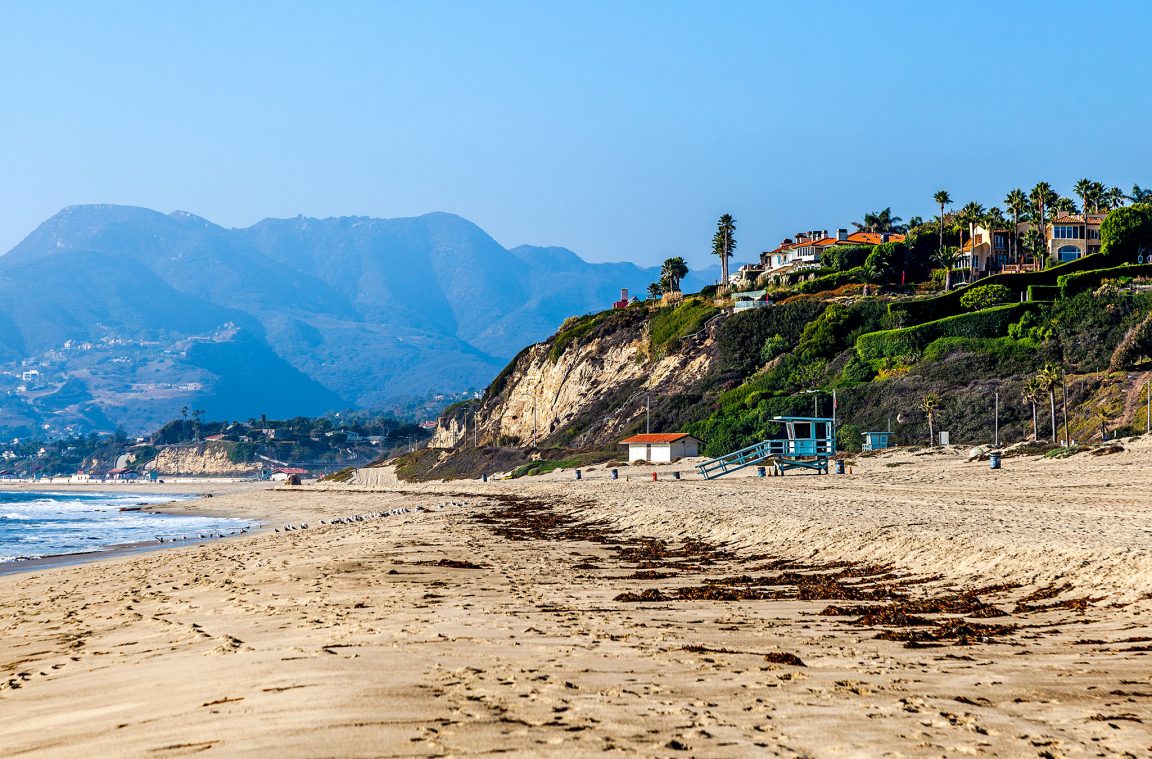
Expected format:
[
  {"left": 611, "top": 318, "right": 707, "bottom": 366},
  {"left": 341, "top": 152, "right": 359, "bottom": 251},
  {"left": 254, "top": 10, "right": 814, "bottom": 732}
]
[
  {"left": 989, "top": 452, "right": 1001, "bottom": 470},
  {"left": 651, "top": 472, "right": 658, "bottom": 481},
  {"left": 575, "top": 469, "right": 582, "bottom": 480},
  {"left": 672, "top": 471, "right": 681, "bottom": 480},
  {"left": 757, "top": 466, "right": 766, "bottom": 478},
  {"left": 835, "top": 460, "right": 845, "bottom": 475},
  {"left": 610, "top": 468, "right": 618, "bottom": 480}
]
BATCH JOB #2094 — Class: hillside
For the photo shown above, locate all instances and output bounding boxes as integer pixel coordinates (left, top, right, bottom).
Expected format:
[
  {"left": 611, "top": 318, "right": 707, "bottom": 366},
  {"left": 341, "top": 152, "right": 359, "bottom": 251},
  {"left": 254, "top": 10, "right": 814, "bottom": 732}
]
[
  {"left": 412, "top": 205, "right": 1152, "bottom": 479},
  {"left": 0, "top": 205, "right": 725, "bottom": 436}
]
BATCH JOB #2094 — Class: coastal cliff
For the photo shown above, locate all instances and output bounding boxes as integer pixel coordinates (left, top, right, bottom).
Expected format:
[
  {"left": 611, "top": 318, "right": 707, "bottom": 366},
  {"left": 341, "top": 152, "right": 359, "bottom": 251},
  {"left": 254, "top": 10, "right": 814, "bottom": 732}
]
[
  {"left": 432, "top": 300, "right": 724, "bottom": 450},
  {"left": 144, "top": 442, "right": 259, "bottom": 476}
]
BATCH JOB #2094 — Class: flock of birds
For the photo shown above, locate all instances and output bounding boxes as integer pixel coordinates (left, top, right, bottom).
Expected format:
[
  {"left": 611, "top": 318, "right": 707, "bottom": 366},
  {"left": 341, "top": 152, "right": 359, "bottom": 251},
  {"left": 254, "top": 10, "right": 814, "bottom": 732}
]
[
  {"left": 155, "top": 527, "right": 250, "bottom": 544},
  {"left": 275, "top": 500, "right": 471, "bottom": 533}
]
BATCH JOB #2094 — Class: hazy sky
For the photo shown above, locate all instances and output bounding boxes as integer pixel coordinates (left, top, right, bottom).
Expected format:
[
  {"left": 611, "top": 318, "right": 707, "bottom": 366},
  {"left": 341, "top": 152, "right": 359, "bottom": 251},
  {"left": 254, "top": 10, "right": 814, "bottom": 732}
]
[{"left": 1, "top": 1, "right": 1150, "bottom": 267}]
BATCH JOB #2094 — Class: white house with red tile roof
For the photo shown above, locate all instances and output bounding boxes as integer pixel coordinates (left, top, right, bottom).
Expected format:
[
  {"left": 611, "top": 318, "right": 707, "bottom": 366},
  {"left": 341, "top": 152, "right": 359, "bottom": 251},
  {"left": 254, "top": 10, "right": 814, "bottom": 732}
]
[
  {"left": 619, "top": 433, "right": 701, "bottom": 463},
  {"left": 760, "top": 228, "right": 906, "bottom": 276}
]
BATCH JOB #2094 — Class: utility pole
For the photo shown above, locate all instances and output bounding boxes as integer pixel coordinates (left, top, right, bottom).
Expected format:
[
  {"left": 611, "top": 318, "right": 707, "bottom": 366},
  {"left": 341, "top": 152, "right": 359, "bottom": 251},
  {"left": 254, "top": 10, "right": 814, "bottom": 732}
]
[
  {"left": 1061, "top": 368, "right": 1070, "bottom": 446},
  {"left": 994, "top": 387, "right": 1000, "bottom": 448},
  {"left": 532, "top": 401, "right": 537, "bottom": 448},
  {"left": 1146, "top": 380, "right": 1151, "bottom": 435},
  {"left": 646, "top": 393, "right": 651, "bottom": 434}
]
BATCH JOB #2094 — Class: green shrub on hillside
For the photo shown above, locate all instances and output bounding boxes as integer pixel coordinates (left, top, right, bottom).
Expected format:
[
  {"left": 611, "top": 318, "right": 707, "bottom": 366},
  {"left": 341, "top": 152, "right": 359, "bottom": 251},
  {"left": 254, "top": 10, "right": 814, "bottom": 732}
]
[
  {"left": 760, "top": 333, "right": 788, "bottom": 363},
  {"left": 717, "top": 298, "right": 827, "bottom": 374},
  {"left": 793, "top": 267, "right": 864, "bottom": 294},
  {"left": 1057, "top": 263, "right": 1152, "bottom": 297},
  {"left": 1099, "top": 203, "right": 1152, "bottom": 259},
  {"left": 959, "top": 284, "right": 1012, "bottom": 311},
  {"left": 825, "top": 245, "right": 872, "bottom": 271},
  {"left": 1051, "top": 290, "right": 1152, "bottom": 371},
  {"left": 549, "top": 313, "right": 605, "bottom": 362},
  {"left": 649, "top": 299, "right": 718, "bottom": 355},
  {"left": 855, "top": 303, "right": 1038, "bottom": 362}
]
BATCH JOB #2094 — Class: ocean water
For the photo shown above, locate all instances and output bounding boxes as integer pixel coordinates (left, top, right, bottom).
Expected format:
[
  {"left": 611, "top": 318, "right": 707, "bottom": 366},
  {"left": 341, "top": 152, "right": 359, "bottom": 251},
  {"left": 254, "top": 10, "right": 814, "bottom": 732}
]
[{"left": 0, "top": 491, "right": 256, "bottom": 564}]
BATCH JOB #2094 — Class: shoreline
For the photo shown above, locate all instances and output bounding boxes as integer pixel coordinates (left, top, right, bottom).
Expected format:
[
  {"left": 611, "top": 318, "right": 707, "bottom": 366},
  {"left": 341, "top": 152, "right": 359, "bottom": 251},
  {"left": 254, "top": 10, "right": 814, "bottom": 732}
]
[{"left": 0, "top": 481, "right": 272, "bottom": 576}]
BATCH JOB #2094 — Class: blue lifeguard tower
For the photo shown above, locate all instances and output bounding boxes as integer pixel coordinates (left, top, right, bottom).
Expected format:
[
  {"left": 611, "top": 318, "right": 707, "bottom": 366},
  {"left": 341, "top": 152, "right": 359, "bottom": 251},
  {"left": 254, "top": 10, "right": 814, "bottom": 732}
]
[
  {"left": 696, "top": 416, "right": 836, "bottom": 479},
  {"left": 861, "top": 431, "right": 892, "bottom": 452}
]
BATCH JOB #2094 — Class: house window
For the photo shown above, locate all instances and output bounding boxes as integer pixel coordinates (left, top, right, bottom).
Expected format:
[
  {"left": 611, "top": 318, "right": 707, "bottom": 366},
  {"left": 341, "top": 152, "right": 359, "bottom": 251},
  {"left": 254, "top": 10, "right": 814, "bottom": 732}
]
[
  {"left": 1057, "top": 245, "right": 1081, "bottom": 262},
  {"left": 1052, "top": 225, "right": 1082, "bottom": 239},
  {"left": 1087, "top": 228, "right": 1100, "bottom": 240},
  {"left": 994, "top": 233, "right": 1008, "bottom": 250}
]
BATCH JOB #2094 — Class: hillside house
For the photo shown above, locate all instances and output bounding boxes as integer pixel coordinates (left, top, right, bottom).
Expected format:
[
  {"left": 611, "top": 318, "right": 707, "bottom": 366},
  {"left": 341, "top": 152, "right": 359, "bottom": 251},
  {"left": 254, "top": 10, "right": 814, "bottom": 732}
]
[
  {"left": 619, "top": 433, "right": 701, "bottom": 463},
  {"left": 106, "top": 468, "right": 141, "bottom": 481},
  {"left": 761, "top": 229, "right": 906, "bottom": 276},
  {"left": 731, "top": 290, "right": 769, "bottom": 312}
]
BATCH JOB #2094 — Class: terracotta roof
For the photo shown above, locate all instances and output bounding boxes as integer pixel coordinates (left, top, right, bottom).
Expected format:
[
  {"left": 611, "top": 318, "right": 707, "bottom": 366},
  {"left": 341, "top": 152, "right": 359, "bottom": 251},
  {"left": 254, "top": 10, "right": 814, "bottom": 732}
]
[
  {"left": 619, "top": 433, "right": 697, "bottom": 445},
  {"left": 846, "top": 231, "right": 906, "bottom": 245}
]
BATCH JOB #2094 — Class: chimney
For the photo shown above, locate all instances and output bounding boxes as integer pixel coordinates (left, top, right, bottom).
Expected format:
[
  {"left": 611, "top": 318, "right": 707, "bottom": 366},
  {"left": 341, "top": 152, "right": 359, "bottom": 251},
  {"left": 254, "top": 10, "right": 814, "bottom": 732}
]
[
  {"left": 620, "top": 288, "right": 628, "bottom": 301},
  {"left": 880, "top": 232, "right": 890, "bottom": 243},
  {"left": 837, "top": 228, "right": 848, "bottom": 242}
]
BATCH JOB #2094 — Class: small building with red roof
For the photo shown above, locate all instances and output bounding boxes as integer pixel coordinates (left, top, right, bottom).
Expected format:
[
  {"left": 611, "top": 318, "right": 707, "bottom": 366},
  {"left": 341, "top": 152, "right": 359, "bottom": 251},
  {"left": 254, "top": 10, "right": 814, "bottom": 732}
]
[{"left": 618, "top": 433, "right": 702, "bottom": 463}]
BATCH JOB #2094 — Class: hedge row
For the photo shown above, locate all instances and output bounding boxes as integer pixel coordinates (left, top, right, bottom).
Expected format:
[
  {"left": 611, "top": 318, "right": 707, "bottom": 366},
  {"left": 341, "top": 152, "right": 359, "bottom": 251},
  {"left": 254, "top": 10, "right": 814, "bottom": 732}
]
[
  {"left": 1026, "top": 284, "right": 1060, "bottom": 302},
  {"left": 793, "top": 266, "right": 864, "bottom": 294},
  {"left": 1057, "top": 263, "right": 1152, "bottom": 297},
  {"left": 856, "top": 302, "right": 1038, "bottom": 362},
  {"left": 890, "top": 247, "right": 1134, "bottom": 325}
]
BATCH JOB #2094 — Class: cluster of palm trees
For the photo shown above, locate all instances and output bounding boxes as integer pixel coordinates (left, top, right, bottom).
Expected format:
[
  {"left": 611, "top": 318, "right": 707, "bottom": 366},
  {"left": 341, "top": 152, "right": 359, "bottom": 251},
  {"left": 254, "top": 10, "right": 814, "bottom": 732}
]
[
  {"left": 647, "top": 256, "right": 689, "bottom": 300},
  {"left": 918, "top": 363, "right": 1071, "bottom": 449},
  {"left": 1021, "top": 363, "right": 1067, "bottom": 444},
  {"left": 930, "top": 180, "right": 1146, "bottom": 287}
]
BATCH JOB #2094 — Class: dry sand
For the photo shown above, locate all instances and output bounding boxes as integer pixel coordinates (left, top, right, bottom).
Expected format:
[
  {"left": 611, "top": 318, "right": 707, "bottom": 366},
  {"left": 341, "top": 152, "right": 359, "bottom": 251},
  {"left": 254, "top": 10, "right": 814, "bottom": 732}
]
[{"left": 1, "top": 443, "right": 1151, "bottom": 756}]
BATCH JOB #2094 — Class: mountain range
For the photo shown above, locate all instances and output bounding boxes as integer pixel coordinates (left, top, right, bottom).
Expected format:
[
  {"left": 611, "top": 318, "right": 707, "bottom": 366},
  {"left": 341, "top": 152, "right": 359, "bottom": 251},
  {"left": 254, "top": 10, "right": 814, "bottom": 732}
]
[{"left": 0, "top": 205, "right": 724, "bottom": 436}]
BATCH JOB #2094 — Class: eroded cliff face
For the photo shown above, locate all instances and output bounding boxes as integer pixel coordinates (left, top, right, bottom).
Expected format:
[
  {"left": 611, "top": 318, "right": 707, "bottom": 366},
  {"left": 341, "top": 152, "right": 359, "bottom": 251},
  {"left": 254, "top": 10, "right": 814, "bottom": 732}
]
[
  {"left": 433, "top": 308, "right": 724, "bottom": 449},
  {"left": 145, "top": 442, "right": 259, "bottom": 475}
]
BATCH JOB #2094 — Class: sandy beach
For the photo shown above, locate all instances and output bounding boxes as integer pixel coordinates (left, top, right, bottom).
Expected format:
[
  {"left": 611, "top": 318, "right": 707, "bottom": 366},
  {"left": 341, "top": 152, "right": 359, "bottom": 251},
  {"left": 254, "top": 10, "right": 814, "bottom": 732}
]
[{"left": 1, "top": 445, "right": 1151, "bottom": 756}]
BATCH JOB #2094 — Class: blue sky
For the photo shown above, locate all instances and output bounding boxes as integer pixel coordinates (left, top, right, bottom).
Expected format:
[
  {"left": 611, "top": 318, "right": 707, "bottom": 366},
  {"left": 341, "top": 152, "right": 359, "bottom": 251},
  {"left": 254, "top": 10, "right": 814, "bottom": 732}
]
[{"left": 1, "top": 1, "right": 1149, "bottom": 267}]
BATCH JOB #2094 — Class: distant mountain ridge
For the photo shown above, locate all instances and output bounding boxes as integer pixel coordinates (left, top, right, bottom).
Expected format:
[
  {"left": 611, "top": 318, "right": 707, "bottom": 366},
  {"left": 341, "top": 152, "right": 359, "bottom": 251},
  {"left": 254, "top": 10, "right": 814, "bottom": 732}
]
[{"left": 0, "top": 205, "right": 724, "bottom": 436}]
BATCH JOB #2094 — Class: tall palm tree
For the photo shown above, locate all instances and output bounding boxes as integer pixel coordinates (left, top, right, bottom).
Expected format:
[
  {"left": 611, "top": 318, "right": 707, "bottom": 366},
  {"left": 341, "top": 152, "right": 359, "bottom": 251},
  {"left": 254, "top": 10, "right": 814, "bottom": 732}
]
[
  {"left": 1051, "top": 196, "right": 1079, "bottom": 215},
  {"left": 661, "top": 256, "right": 689, "bottom": 293},
  {"left": 919, "top": 393, "right": 941, "bottom": 446},
  {"left": 1106, "top": 186, "right": 1126, "bottom": 209},
  {"left": 1036, "top": 363, "right": 1062, "bottom": 443},
  {"left": 933, "top": 190, "right": 952, "bottom": 258},
  {"left": 713, "top": 214, "right": 736, "bottom": 290},
  {"left": 1004, "top": 188, "right": 1028, "bottom": 265},
  {"left": 957, "top": 202, "right": 985, "bottom": 279},
  {"left": 983, "top": 207, "right": 1007, "bottom": 269},
  {"left": 1029, "top": 182, "right": 1057, "bottom": 265},
  {"left": 933, "top": 246, "right": 963, "bottom": 292},
  {"left": 1073, "top": 178, "right": 1094, "bottom": 217},
  {"left": 1021, "top": 377, "right": 1042, "bottom": 441}
]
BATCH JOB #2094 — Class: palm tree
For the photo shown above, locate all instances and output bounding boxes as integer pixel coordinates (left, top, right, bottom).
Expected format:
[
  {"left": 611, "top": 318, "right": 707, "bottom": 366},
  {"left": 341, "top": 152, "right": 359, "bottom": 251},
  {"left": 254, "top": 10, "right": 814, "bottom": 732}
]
[
  {"left": 1021, "top": 377, "right": 1042, "bottom": 441},
  {"left": 646, "top": 281, "right": 663, "bottom": 300},
  {"left": 919, "top": 393, "right": 941, "bottom": 446},
  {"left": 1036, "top": 363, "right": 1063, "bottom": 443},
  {"left": 661, "top": 256, "right": 689, "bottom": 293},
  {"left": 1106, "top": 186, "right": 1126, "bottom": 210},
  {"left": 1129, "top": 185, "right": 1152, "bottom": 204},
  {"left": 956, "top": 202, "right": 985, "bottom": 280},
  {"left": 983, "top": 207, "right": 1007, "bottom": 270},
  {"left": 1073, "top": 178, "right": 1094, "bottom": 217},
  {"left": 934, "top": 190, "right": 952, "bottom": 258},
  {"left": 1029, "top": 182, "right": 1057, "bottom": 263},
  {"left": 1021, "top": 228, "right": 1047, "bottom": 268},
  {"left": 1004, "top": 188, "right": 1028, "bottom": 265},
  {"left": 933, "top": 246, "right": 963, "bottom": 292},
  {"left": 854, "top": 207, "right": 905, "bottom": 234},
  {"left": 1051, "top": 196, "right": 1079, "bottom": 215},
  {"left": 713, "top": 214, "right": 736, "bottom": 290}
]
